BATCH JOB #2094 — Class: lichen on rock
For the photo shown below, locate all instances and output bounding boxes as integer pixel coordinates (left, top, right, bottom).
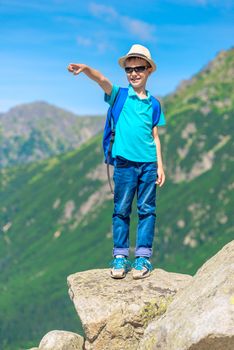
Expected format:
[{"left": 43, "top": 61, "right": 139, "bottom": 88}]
[{"left": 140, "top": 295, "right": 174, "bottom": 327}]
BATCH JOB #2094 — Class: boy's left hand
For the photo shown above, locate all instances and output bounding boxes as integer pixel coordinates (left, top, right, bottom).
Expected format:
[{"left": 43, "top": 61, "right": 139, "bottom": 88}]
[{"left": 156, "top": 166, "right": 165, "bottom": 187}]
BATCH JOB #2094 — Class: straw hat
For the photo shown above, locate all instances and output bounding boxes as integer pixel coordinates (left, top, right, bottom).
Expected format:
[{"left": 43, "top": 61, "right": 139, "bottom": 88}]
[{"left": 118, "top": 44, "right": 157, "bottom": 72}]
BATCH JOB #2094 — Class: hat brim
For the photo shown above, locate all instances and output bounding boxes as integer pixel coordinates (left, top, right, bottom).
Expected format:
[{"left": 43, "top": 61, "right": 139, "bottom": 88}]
[{"left": 118, "top": 53, "right": 157, "bottom": 72}]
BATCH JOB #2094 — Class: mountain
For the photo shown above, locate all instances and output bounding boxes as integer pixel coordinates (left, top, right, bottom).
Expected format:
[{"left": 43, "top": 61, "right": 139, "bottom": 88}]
[
  {"left": 0, "top": 48, "right": 233, "bottom": 350},
  {"left": 162, "top": 48, "right": 233, "bottom": 182},
  {"left": 0, "top": 101, "right": 105, "bottom": 168},
  {"left": 154, "top": 47, "right": 234, "bottom": 269}
]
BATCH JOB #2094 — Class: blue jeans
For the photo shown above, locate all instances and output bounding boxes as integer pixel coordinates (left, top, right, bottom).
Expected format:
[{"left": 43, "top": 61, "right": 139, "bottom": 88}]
[{"left": 112, "top": 156, "right": 157, "bottom": 258}]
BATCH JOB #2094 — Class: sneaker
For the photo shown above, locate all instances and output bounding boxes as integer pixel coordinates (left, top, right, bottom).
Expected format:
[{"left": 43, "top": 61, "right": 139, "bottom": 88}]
[
  {"left": 132, "top": 257, "right": 153, "bottom": 279},
  {"left": 110, "top": 256, "right": 131, "bottom": 279}
]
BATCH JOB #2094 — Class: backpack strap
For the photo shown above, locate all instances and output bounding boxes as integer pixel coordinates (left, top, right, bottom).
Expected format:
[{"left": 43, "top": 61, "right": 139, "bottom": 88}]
[
  {"left": 111, "top": 87, "right": 128, "bottom": 126},
  {"left": 151, "top": 96, "right": 161, "bottom": 128},
  {"left": 107, "top": 87, "right": 128, "bottom": 194},
  {"left": 107, "top": 87, "right": 128, "bottom": 158}
]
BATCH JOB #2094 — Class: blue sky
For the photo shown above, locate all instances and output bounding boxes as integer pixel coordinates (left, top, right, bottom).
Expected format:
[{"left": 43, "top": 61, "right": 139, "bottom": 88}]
[{"left": 0, "top": 0, "right": 233, "bottom": 115}]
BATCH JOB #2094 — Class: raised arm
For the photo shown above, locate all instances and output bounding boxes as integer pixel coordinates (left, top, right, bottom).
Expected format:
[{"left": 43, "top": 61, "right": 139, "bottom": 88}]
[{"left": 67, "top": 63, "right": 112, "bottom": 95}]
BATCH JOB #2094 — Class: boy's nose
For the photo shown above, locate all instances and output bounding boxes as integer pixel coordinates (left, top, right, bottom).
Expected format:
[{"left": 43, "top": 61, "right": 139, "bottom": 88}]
[{"left": 130, "top": 71, "right": 137, "bottom": 77}]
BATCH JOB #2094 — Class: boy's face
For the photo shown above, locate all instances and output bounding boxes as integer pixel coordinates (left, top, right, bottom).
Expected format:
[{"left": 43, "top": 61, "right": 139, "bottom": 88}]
[{"left": 124, "top": 57, "right": 152, "bottom": 90}]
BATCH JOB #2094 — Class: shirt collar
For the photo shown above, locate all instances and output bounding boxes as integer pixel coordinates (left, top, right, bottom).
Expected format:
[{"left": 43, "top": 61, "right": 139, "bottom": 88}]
[{"left": 128, "top": 84, "right": 151, "bottom": 101}]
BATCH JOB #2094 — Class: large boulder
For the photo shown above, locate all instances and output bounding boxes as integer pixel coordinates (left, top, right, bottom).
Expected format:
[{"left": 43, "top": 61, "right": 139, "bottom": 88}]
[
  {"left": 67, "top": 268, "right": 192, "bottom": 350},
  {"left": 139, "top": 240, "right": 234, "bottom": 350},
  {"left": 38, "top": 330, "right": 84, "bottom": 350}
]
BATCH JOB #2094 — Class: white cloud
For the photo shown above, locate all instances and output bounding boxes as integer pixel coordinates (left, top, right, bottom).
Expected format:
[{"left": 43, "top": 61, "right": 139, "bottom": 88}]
[
  {"left": 89, "top": 3, "right": 118, "bottom": 20},
  {"left": 89, "top": 2, "right": 156, "bottom": 42},
  {"left": 96, "top": 41, "right": 111, "bottom": 54},
  {"left": 121, "top": 16, "right": 155, "bottom": 41},
  {"left": 77, "top": 36, "right": 92, "bottom": 47},
  {"left": 76, "top": 34, "right": 115, "bottom": 54}
]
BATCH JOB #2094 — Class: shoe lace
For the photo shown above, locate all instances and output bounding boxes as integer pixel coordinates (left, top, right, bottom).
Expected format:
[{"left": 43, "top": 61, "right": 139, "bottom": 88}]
[
  {"left": 132, "top": 257, "right": 152, "bottom": 271},
  {"left": 110, "top": 257, "right": 127, "bottom": 269}
]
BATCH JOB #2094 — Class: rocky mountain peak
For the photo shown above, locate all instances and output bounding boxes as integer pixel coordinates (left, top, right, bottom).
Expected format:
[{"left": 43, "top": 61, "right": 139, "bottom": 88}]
[{"left": 167, "top": 47, "right": 233, "bottom": 98}]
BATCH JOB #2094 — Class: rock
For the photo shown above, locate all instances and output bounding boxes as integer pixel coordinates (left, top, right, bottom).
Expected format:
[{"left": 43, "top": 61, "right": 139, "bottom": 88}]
[
  {"left": 67, "top": 268, "right": 192, "bottom": 350},
  {"left": 38, "top": 330, "right": 84, "bottom": 350},
  {"left": 139, "top": 240, "right": 234, "bottom": 350}
]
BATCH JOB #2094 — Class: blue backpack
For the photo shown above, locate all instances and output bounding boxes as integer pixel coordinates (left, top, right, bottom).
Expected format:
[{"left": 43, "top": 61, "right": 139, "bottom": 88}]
[{"left": 102, "top": 87, "right": 162, "bottom": 194}]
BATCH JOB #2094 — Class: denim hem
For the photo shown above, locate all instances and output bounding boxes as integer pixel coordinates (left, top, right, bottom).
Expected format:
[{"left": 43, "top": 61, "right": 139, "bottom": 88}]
[
  {"left": 113, "top": 248, "right": 129, "bottom": 257},
  {"left": 135, "top": 247, "right": 152, "bottom": 258}
]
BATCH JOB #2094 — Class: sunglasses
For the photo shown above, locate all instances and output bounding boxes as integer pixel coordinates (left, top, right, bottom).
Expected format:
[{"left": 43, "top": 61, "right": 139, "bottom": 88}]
[{"left": 124, "top": 66, "right": 150, "bottom": 74}]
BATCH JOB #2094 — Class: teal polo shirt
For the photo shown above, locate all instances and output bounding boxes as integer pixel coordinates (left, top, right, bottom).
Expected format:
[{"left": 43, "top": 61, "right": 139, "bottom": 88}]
[{"left": 104, "top": 84, "right": 166, "bottom": 162}]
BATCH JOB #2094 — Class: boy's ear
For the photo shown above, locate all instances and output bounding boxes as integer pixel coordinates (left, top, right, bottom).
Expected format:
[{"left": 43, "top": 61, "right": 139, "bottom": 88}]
[{"left": 148, "top": 66, "right": 153, "bottom": 75}]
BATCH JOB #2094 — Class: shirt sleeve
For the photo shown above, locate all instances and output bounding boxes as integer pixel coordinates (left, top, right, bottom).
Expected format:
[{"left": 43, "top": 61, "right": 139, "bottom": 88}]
[
  {"left": 157, "top": 109, "right": 166, "bottom": 126},
  {"left": 104, "top": 84, "right": 120, "bottom": 106}
]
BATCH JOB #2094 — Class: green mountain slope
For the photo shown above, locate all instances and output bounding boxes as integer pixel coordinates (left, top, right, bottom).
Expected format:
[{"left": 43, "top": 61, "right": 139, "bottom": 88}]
[
  {"left": 0, "top": 48, "right": 233, "bottom": 350},
  {"left": 163, "top": 48, "right": 233, "bottom": 181},
  {"left": 156, "top": 47, "right": 234, "bottom": 269},
  {"left": 0, "top": 101, "right": 105, "bottom": 168}
]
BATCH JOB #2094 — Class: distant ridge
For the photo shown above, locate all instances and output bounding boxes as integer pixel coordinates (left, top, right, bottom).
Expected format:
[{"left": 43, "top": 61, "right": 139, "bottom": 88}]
[{"left": 0, "top": 101, "right": 105, "bottom": 168}]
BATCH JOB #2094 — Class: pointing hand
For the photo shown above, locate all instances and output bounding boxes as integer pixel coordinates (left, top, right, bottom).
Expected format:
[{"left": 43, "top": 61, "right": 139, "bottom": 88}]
[{"left": 67, "top": 63, "right": 87, "bottom": 75}]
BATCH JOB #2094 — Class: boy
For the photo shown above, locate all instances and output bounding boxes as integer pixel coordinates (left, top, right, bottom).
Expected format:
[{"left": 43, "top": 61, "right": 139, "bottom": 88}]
[{"left": 67, "top": 44, "right": 166, "bottom": 280}]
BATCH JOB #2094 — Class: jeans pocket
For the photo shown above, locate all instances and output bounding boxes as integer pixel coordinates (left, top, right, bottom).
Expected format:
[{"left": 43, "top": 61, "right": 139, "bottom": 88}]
[{"left": 143, "top": 162, "right": 158, "bottom": 183}]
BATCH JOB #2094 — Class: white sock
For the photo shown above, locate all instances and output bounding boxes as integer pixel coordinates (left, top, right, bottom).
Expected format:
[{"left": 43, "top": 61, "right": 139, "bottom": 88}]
[{"left": 115, "top": 255, "right": 125, "bottom": 258}]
